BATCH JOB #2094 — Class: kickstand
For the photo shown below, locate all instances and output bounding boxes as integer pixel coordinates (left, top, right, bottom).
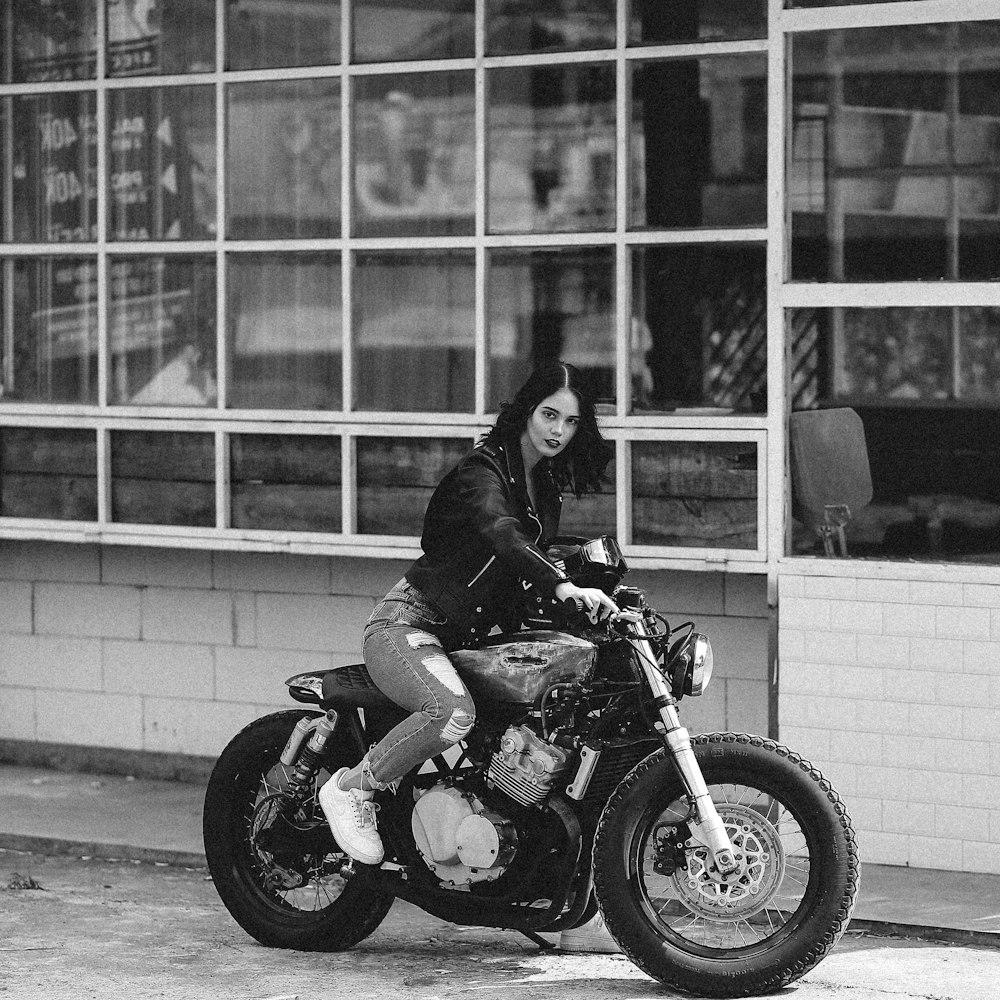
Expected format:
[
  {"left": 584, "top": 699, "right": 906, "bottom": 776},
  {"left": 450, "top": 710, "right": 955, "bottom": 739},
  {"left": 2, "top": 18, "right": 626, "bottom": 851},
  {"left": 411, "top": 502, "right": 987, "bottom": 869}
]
[{"left": 518, "top": 929, "right": 556, "bottom": 950}]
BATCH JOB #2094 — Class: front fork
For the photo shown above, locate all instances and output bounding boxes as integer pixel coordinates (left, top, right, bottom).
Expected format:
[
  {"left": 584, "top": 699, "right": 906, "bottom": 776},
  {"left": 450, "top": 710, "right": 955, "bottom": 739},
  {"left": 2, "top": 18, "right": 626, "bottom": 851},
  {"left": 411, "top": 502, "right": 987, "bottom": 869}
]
[{"left": 625, "top": 620, "right": 739, "bottom": 878}]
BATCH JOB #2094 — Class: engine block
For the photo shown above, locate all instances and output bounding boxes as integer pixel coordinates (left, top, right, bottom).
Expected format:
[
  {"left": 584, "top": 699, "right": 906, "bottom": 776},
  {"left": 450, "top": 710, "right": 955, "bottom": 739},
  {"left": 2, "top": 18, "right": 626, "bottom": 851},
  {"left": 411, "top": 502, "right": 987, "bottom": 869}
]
[{"left": 488, "top": 724, "right": 571, "bottom": 807}]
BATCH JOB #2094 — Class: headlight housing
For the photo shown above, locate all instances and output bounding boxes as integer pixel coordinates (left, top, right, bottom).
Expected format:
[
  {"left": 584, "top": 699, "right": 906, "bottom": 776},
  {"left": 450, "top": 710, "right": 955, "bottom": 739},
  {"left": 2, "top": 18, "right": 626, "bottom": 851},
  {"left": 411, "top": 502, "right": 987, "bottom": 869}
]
[{"left": 669, "top": 632, "right": 714, "bottom": 699}]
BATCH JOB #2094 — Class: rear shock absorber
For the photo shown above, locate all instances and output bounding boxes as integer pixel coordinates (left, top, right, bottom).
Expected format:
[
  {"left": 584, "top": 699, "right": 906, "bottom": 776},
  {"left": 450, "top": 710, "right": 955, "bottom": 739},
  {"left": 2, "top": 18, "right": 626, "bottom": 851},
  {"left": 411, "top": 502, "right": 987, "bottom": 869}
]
[{"left": 283, "top": 709, "right": 339, "bottom": 804}]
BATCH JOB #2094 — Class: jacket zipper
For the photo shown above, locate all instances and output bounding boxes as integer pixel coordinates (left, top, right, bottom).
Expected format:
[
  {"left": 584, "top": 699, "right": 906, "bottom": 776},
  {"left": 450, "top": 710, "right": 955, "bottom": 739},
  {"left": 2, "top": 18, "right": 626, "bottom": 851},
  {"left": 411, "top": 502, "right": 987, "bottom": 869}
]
[
  {"left": 503, "top": 445, "right": 544, "bottom": 543},
  {"left": 467, "top": 554, "right": 496, "bottom": 587}
]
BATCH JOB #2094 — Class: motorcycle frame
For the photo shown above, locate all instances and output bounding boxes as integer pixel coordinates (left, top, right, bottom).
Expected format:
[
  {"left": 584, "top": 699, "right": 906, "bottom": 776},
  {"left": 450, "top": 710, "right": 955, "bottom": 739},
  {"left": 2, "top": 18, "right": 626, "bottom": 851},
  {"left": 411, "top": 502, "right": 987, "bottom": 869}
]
[{"left": 273, "top": 612, "right": 738, "bottom": 928}]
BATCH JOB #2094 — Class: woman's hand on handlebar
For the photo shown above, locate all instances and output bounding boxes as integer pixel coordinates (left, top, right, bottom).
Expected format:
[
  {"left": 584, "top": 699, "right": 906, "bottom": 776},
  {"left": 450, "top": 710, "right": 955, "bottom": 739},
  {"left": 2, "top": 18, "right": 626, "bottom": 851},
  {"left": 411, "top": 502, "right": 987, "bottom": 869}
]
[{"left": 554, "top": 581, "right": 619, "bottom": 624}]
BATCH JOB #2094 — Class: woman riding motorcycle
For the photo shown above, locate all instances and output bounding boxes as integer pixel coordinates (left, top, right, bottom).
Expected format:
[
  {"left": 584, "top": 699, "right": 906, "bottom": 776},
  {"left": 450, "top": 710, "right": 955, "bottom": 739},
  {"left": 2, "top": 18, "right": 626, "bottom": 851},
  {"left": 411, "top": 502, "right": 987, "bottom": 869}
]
[{"left": 318, "top": 362, "right": 618, "bottom": 868}]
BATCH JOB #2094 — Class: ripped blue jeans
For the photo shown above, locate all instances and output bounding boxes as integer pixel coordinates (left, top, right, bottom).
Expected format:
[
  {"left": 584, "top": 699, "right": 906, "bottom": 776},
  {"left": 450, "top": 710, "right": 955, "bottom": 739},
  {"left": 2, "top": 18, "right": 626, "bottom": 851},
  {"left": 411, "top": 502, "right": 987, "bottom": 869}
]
[{"left": 362, "top": 579, "right": 476, "bottom": 788}]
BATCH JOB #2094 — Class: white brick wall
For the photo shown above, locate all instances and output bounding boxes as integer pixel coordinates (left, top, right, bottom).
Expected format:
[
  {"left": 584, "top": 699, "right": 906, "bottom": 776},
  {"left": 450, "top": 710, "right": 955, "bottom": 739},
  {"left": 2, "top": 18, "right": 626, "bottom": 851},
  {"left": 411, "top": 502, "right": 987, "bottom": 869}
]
[
  {"left": 779, "top": 567, "right": 1000, "bottom": 876},
  {"left": 0, "top": 543, "right": 769, "bottom": 765}
]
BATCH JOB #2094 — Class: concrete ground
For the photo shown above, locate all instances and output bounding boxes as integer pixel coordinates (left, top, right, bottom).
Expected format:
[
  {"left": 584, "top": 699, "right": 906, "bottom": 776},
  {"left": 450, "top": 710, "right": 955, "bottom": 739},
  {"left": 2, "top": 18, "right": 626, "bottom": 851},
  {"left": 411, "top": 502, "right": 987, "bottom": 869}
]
[
  {"left": 4, "top": 849, "right": 1000, "bottom": 1000},
  {"left": 1, "top": 763, "right": 998, "bottom": 949}
]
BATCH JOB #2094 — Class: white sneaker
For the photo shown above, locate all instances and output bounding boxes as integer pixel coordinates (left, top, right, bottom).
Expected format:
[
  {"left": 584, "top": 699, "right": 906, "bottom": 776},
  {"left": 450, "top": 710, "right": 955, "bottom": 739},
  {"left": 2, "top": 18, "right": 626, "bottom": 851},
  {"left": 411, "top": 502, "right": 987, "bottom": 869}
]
[
  {"left": 559, "top": 911, "right": 620, "bottom": 954},
  {"left": 318, "top": 768, "right": 384, "bottom": 866}
]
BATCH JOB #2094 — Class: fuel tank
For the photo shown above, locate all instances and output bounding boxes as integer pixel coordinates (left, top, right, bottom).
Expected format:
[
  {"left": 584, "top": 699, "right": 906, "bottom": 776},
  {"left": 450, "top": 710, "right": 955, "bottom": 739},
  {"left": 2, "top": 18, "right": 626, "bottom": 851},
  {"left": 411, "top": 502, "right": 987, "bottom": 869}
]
[{"left": 451, "top": 630, "right": 597, "bottom": 705}]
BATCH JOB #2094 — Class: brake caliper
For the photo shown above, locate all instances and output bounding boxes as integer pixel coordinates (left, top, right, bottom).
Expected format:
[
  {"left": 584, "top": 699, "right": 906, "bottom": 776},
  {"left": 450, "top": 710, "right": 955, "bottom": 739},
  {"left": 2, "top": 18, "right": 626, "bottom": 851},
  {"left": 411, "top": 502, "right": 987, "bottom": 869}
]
[{"left": 651, "top": 822, "right": 691, "bottom": 877}]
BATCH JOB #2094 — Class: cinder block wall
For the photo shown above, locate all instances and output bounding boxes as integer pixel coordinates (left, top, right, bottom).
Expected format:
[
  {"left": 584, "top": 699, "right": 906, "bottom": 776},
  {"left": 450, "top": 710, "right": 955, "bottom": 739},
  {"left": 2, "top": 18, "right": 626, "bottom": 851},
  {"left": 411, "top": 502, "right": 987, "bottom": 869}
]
[
  {"left": 0, "top": 540, "right": 769, "bottom": 770},
  {"left": 778, "top": 570, "right": 1000, "bottom": 875}
]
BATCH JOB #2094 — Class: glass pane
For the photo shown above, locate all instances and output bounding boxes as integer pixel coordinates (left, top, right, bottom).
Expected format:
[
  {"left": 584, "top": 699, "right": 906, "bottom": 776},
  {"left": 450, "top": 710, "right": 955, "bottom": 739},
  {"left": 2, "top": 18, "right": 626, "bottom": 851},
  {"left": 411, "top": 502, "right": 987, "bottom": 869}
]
[
  {"left": 4, "top": 0, "right": 96, "bottom": 82},
  {"left": 0, "top": 427, "right": 97, "bottom": 520},
  {"left": 560, "top": 441, "right": 616, "bottom": 539},
  {"left": 227, "top": 79, "right": 340, "bottom": 239},
  {"left": 631, "top": 55, "right": 766, "bottom": 229},
  {"left": 4, "top": 92, "right": 97, "bottom": 243},
  {"left": 631, "top": 244, "right": 766, "bottom": 414},
  {"left": 0, "top": 256, "right": 98, "bottom": 403},
  {"left": 353, "top": 0, "right": 473, "bottom": 63},
  {"left": 630, "top": 0, "right": 766, "bottom": 45},
  {"left": 107, "top": 0, "right": 215, "bottom": 76},
  {"left": 961, "top": 307, "right": 1000, "bottom": 402},
  {"left": 231, "top": 434, "right": 341, "bottom": 532},
  {"left": 790, "top": 23, "right": 1000, "bottom": 281},
  {"left": 632, "top": 440, "right": 758, "bottom": 549},
  {"left": 487, "top": 1, "right": 615, "bottom": 55},
  {"left": 228, "top": 252, "right": 341, "bottom": 410},
  {"left": 488, "top": 63, "right": 616, "bottom": 234},
  {"left": 109, "top": 254, "right": 216, "bottom": 406},
  {"left": 788, "top": 1, "right": 911, "bottom": 5},
  {"left": 111, "top": 430, "right": 214, "bottom": 526},
  {"left": 226, "top": 0, "right": 340, "bottom": 70},
  {"left": 353, "top": 72, "right": 474, "bottom": 238},
  {"left": 107, "top": 86, "right": 215, "bottom": 241},
  {"left": 354, "top": 250, "right": 474, "bottom": 412},
  {"left": 357, "top": 437, "right": 471, "bottom": 535},
  {"left": 789, "top": 307, "right": 1000, "bottom": 563},
  {"left": 488, "top": 246, "right": 615, "bottom": 410}
]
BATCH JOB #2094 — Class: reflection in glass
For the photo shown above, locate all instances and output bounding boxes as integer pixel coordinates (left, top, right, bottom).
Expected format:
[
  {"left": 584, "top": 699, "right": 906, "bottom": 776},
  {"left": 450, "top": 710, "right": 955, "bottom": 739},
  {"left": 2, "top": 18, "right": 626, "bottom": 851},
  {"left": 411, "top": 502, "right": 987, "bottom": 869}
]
[
  {"left": 487, "top": 1, "right": 615, "bottom": 55},
  {"left": 0, "top": 427, "right": 97, "bottom": 520},
  {"left": 4, "top": 92, "right": 97, "bottom": 243},
  {"left": 632, "top": 441, "right": 758, "bottom": 549},
  {"left": 488, "top": 64, "right": 615, "bottom": 233},
  {"left": 4, "top": 0, "right": 96, "bottom": 82},
  {"left": 788, "top": 1, "right": 912, "bottom": 5},
  {"left": 353, "top": 73, "right": 474, "bottom": 238},
  {"left": 107, "top": 0, "right": 215, "bottom": 76},
  {"left": 228, "top": 252, "right": 341, "bottom": 411},
  {"left": 631, "top": 55, "right": 766, "bottom": 229},
  {"left": 560, "top": 441, "right": 615, "bottom": 539},
  {"left": 488, "top": 246, "right": 614, "bottom": 409},
  {"left": 357, "top": 437, "right": 471, "bottom": 535},
  {"left": 226, "top": 0, "right": 340, "bottom": 70},
  {"left": 227, "top": 79, "right": 340, "bottom": 239},
  {"left": 107, "top": 86, "right": 216, "bottom": 240},
  {"left": 961, "top": 308, "right": 1000, "bottom": 402},
  {"left": 353, "top": 0, "right": 473, "bottom": 63},
  {"left": 0, "top": 256, "right": 98, "bottom": 403},
  {"left": 788, "top": 307, "right": 1000, "bottom": 563},
  {"left": 231, "top": 434, "right": 341, "bottom": 532},
  {"left": 631, "top": 245, "right": 766, "bottom": 414},
  {"left": 629, "top": 0, "right": 766, "bottom": 45},
  {"left": 790, "top": 23, "right": 1000, "bottom": 281},
  {"left": 109, "top": 255, "right": 216, "bottom": 406},
  {"left": 111, "top": 430, "right": 214, "bottom": 526},
  {"left": 354, "top": 251, "right": 474, "bottom": 412}
]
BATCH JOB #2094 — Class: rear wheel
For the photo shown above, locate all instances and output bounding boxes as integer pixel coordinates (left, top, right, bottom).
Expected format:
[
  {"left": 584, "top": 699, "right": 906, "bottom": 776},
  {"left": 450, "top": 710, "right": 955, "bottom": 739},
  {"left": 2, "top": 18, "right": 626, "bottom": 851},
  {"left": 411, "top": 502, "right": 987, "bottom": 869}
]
[
  {"left": 593, "top": 733, "right": 859, "bottom": 997},
  {"left": 203, "top": 710, "right": 394, "bottom": 951}
]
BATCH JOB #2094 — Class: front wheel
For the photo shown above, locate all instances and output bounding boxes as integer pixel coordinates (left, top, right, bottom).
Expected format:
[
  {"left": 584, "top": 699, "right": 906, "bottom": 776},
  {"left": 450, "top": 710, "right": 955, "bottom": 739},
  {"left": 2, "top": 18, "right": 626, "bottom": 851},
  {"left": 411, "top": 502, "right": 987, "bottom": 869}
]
[
  {"left": 203, "top": 710, "right": 394, "bottom": 951},
  {"left": 593, "top": 733, "right": 859, "bottom": 998}
]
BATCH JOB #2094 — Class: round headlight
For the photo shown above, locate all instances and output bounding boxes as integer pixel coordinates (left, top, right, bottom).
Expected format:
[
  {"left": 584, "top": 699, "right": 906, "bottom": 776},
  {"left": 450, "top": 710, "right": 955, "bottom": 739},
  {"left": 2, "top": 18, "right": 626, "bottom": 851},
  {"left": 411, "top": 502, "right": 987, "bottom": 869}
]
[{"left": 687, "top": 633, "right": 714, "bottom": 697}]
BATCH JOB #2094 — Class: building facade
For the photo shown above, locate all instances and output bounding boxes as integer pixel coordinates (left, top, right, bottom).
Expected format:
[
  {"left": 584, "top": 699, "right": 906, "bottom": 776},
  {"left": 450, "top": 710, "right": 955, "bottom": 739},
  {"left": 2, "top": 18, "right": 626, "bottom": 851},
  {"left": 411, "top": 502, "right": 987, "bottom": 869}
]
[{"left": 1, "top": 0, "right": 998, "bottom": 874}]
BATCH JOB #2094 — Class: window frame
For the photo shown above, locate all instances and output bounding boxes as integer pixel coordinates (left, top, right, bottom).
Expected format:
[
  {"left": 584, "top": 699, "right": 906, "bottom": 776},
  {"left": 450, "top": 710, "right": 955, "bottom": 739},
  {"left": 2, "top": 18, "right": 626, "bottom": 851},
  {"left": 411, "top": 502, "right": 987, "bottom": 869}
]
[{"left": 24, "top": 1, "right": 989, "bottom": 572}]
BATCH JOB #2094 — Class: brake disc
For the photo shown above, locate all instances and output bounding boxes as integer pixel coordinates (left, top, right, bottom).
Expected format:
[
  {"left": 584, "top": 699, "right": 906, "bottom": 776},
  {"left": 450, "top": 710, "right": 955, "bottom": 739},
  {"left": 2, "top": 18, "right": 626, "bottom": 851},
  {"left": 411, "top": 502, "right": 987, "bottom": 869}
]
[{"left": 672, "top": 803, "right": 785, "bottom": 920}]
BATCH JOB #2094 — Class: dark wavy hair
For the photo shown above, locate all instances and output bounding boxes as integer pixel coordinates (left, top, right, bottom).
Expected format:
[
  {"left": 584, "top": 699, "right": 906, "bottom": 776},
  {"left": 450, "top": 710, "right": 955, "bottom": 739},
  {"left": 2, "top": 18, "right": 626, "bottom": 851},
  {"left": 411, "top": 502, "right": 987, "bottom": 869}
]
[{"left": 481, "top": 362, "right": 612, "bottom": 498}]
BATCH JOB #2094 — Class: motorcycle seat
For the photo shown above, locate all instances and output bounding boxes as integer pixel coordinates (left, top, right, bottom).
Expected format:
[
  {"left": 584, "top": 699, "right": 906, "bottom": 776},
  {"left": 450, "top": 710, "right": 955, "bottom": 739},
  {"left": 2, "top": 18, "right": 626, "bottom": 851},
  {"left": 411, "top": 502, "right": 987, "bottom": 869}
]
[{"left": 287, "top": 664, "right": 395, "bottom": 710}]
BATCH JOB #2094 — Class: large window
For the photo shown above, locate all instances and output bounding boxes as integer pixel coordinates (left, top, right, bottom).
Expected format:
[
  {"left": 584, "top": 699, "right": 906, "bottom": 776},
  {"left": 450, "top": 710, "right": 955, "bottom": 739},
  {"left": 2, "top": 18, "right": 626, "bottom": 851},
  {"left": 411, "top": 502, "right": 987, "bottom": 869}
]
[
  {"left": 0, "top": 0, "right": 769, "bottom": 563},
  {"left": 787, "top": 18, "right": 1000, "bottom": 565}
]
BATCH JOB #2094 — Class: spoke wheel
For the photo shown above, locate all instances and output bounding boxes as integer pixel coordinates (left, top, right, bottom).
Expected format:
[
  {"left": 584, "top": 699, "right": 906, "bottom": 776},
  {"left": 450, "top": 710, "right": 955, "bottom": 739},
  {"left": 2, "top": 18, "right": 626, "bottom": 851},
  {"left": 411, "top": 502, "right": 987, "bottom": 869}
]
[
  {"left": 638, "top": 786, "right": 808, "bottom": 951},
  {"left": 593, "top": 734, "right": 859, "bottom": 998},
  {"left": 204, "top": 710, "right": 394, "bottom": 951}
]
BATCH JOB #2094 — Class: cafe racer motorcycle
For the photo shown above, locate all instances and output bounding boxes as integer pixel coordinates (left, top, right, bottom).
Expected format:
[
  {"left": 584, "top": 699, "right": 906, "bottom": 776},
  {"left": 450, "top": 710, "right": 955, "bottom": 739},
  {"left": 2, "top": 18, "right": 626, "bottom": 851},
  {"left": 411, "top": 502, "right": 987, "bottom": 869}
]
[{"left": 203, "top": 537, "right": 859, "bottom": 998}]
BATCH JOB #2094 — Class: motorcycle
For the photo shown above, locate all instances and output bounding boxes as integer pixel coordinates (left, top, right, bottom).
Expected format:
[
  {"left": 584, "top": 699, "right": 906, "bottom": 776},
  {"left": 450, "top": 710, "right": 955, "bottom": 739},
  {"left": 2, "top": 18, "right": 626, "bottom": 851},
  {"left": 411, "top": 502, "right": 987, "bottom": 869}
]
[{"left": 203, "top": 536, "right": 859, "bottom": 998}]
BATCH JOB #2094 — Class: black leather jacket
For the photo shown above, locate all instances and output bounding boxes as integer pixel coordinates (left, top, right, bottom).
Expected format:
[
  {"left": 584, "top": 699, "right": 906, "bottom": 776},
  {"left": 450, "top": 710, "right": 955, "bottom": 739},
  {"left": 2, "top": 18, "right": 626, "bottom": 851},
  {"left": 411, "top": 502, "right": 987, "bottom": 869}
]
[{"left": 405, "top": 435, "right": 570, "bottom": 645}]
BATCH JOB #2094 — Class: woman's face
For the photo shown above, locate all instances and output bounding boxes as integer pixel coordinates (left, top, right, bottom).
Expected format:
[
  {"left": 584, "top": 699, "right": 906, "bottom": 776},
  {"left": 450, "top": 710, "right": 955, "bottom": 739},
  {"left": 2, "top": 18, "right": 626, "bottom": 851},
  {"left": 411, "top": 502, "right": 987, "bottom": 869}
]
[{"left": 521, "top": 388, "right": 580, "bottom": 465}]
